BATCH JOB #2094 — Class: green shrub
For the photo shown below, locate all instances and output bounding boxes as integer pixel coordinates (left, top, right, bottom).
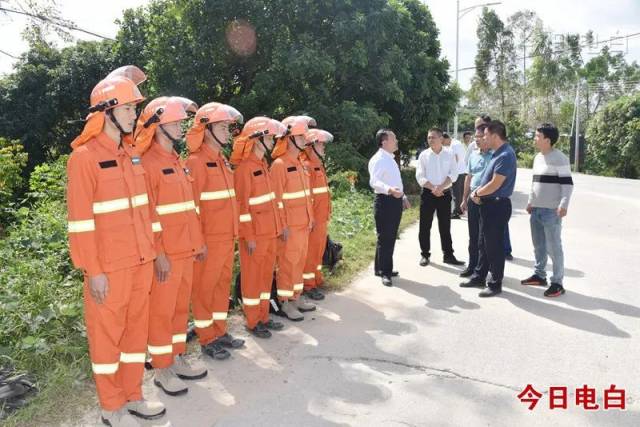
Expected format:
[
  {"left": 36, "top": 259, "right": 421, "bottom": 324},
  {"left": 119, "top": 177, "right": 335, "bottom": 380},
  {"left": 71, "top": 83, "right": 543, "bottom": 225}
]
[
  {"left": 401, "top": 167, "right": 421, "bottom": 196},
  {"left": 28, "top": 155, "right": 68, "bottom": 201},
  {"left": 0, "top": 138, "right": 28, "bottom": 227},
  {"left": 0, "top": 199, "right": 85, "bottom": 373}
]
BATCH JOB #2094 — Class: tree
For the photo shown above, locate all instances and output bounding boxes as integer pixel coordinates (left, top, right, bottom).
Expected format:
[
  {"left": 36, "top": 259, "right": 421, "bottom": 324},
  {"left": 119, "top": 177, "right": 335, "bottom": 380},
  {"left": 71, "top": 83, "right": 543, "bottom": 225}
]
[
  {"left": 468, "top": 8, "right": 519, "bottom": 119},
  {"left": 585, "top": 92, "right": 640, "bottom": 178},
  {"left": 115, "top": 0, "right": 456, "bottom": 175},
  {"left": 0, "top": 38, "right": 117, "bottom": 171}
]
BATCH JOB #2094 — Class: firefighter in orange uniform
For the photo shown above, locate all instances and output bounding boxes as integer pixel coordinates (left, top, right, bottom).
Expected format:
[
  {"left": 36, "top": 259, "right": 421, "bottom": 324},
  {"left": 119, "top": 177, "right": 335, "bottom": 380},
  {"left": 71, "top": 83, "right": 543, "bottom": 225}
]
[
  {"left": 186, "top": 102, "right": 246, "bottom": 360},
  {"left": 231, "top": 117, "right": 287, "bottom": 338},
  {"left": 66, "top": 65, "right": 165, "bottom": 426},
  {"left": 270, "top": 116, "right": 316, "bottom": 321},
  {"left": 134, "top": 97, "right": 209, "bottom": 396},
  {"left": 302, "top": 129, "right": 334, "bottom": 300}
]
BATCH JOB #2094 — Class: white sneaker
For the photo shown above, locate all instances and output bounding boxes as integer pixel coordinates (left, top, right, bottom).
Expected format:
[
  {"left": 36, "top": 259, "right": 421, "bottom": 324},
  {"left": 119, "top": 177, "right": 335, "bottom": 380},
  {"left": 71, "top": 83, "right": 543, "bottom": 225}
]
[
  {"left": 280, "top": 301, "right": 304, "bottom": 321},
  {"left": 101, "top": 406, "right": 140, "bottom": 426},
  {"left": 172, "top": 354, "right": 207, "bottom": 380},
  {"left": 154, "top": 367, "right": 188, "bottom": 396}
]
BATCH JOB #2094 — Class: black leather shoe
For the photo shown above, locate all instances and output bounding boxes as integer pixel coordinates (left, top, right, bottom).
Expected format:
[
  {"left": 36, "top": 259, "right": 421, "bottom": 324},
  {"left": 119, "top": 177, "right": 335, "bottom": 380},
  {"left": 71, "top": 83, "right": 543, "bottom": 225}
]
[
  {"left": 264, "top": 319, "right": 284, "bottom": 331},
  {"left": 247, "top": 322, "right": 272, "bottom": 339},
  {"left": 443, "top": 256, "right": 465, "bottom": 266},
  {"left": 419, "top": 257, "right": 430, "bottom": 267},
  {"left": 213, "top": 333, "right": 245, "bottom": 349},
  {"left": 505, "top": 254, "right": 514, "bottom": 261},
  {"left": 201, "top": 342, "right": 231, "bottom": 360},
  {"left": 381, "top": 276, "right": 393, "bottom": 287},
  {"left": 460, "top": 278, "right": 486, "bottom": 288},
  {"left": 375, "top": 271, "right": 399, "bottom": 277},
  {"left": 459, "top": 268, "right": 474, "bottom": 277},
  {"left": 303, "top": 288, "right": 325, "bottom": 301},
  {"left": 478, "top": 287, "right": 502, "bottom": 298}
]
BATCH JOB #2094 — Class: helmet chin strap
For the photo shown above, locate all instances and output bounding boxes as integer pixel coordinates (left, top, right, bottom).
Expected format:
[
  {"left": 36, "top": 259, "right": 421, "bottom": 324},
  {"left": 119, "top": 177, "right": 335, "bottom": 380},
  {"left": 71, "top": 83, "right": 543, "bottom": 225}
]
[
  {"left": 159, "top": 124, "right": 182, "bottom": 145},
  {"left": 106, "top": 109, "right": 131, "bottom": 147},
  {"left": 207, "top": 125, "right": 225, "bottom": 148},
  {"left": 259, "top": 136, "right": 272, "bottom": 163},
  {"left": 311, "top": 143, "right": 325, "bottom": 161},
  {"left": 289, "top": 135, "right": 305, "bottom": 152}
]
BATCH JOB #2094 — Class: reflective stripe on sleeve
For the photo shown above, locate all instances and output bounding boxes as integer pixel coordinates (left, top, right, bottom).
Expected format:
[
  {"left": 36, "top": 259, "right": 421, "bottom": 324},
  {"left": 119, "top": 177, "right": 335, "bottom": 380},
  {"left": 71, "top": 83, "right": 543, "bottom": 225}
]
[
  {"left": 68, "top": 219, "right": 95, "bottom": 233},
  {"left": 156, "top": 200, "right": 197, "bottom": 215},
  {"left": 201, "top": 189, "right": 236, "bottom": 201},
  {"left": 248, "top": 192, "right": 275, "bottom": 205},
  {"left": 120, "top": 352, "right": 146, "bottom": 364}
]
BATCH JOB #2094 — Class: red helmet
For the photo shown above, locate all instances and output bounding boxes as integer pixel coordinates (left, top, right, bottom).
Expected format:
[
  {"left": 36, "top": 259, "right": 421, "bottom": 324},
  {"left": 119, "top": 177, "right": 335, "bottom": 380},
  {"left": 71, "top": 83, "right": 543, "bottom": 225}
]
[
  {"left": 239, "top": 116, "right": 287, "bottom": 139},
  {"left": 281, "top": 116, "right": 311, "bottom": 137},
  {"left": 305, "top": 129, "right": 334, "bottom": 145},
  {"left": 196, "top": 102, "right": 244, "bottom": 125},
  {"left": 89, "top": 76, "right": 145, "bottom": 112}
]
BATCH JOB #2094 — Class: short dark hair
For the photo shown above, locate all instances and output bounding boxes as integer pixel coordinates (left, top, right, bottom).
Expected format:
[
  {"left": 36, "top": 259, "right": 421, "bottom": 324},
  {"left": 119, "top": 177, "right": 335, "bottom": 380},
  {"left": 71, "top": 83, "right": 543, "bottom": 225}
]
[
  {"left": 427, "top": 127, "right": 443, "bottom": 136},
  {"left": 485, "top": 120, "right": 507, "bottom": 141},
  {"left": 536, "top": 122, "right": 559, "bottom": 145},
  {"left": 478, "top": 114, "right": 491, "bottom": 123},
  {"left": 442, "top": 132, "right": 450, "bottom": 139},
  {"left": 463, "top": 131, "right": 473, "bottom": 138},
  {"left": 376, "top": 128, "right": 393, "bottom": 147}
]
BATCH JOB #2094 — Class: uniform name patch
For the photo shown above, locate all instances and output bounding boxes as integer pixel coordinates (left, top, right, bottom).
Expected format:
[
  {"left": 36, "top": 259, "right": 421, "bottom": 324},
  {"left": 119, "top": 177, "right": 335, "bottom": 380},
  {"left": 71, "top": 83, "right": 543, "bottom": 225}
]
[
  {"left": 314, "top": 167, "right": 321, "bottom": 171},
  {"left": 287, "top": 166, "right": 297, "bottom": 172},
  {"left": 162, "top": 168, "right": 175, "bottom": 175},
  {"left": 253, "top": 170, "right": 263, "bottom": 177},
  {"left": 206, "top": 162, "right": 218, "bottom": 168},
  {"left": 99, "top": 160, "right": 117, "bottom": 169}
]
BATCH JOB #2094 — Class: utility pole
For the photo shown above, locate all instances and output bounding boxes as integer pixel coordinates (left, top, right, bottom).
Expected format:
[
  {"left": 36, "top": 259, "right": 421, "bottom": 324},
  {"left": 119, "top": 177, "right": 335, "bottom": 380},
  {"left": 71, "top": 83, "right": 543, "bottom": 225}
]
[
  {"left": 574, "top": 80, "right": 581, "bottom": 172},
  {"left": 454, "top": 1, "right": 501, "bottom": 140}
]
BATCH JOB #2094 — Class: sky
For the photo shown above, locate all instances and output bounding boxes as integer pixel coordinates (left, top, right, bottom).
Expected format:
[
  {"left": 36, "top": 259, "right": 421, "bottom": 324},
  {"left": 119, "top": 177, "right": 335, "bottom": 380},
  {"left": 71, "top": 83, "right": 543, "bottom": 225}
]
[{"left": 1, "top": 0, "right": 639, "bottom": 90}]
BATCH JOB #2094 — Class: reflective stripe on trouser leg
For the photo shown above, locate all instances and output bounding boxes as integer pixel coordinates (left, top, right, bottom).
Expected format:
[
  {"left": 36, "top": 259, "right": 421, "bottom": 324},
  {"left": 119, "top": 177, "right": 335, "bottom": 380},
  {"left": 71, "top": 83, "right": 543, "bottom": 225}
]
[
  {"left": 84, "top": 262, "right": 153, "bottom": 410},
  {"left": 172, "top": 259, "right": 193, "bottom": 356},
  {"left": 259, "top": 238, "right": 277, "bottom": 323},
  {"left": 304, "top": 221, "right": 328, "bottom": 290},
  {"left": 240, "top": 237, "right": 276, "bottom": 329},
  {"left": 276, "top": 226, "right": 310, "bottom": 300},
  {"left": 148, "top": 256, "right": 189, "bottom": 369},
  {"left": 192, "top": 239, "right": 235, "bottom": 345}
]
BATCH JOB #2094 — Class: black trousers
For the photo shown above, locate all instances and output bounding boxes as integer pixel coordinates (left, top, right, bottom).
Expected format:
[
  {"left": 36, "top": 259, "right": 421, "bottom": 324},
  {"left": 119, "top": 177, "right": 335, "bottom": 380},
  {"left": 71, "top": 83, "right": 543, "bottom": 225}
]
[
  {"left": 466, "top": 196, "right": 482, "bottom": 272},
  {"left": 374, "top": 194, "right": 403, "bottom": 277},
  {"left": 474, "top": 198, "right": 512, "bottom": 289},
  {"left": 451, "top": 173, "right": 466, "bottom": 215},
  {"left": 418, "top": 189, "right": 454, "bottom": 258}
]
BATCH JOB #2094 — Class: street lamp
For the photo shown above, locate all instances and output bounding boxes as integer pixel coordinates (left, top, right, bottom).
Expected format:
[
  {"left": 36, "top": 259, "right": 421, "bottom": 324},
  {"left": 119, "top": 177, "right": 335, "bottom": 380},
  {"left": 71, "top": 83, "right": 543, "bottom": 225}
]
[{"left": 454, "top": 0, "right": 501, "bottom": 139}]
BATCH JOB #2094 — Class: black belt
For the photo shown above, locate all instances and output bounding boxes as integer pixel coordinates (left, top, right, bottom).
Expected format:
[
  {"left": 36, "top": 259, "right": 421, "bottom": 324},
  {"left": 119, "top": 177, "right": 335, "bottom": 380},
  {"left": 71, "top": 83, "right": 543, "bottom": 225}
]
[{"left": 481, "top": 196, "right": 509, "bottom": 204}]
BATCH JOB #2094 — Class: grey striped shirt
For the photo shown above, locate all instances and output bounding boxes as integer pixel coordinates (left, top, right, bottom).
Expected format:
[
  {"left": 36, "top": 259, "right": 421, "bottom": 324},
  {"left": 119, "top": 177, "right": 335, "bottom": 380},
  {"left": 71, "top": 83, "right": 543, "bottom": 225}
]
[{"left": 528, "top": 149, "right": 574, "bottom": 210}]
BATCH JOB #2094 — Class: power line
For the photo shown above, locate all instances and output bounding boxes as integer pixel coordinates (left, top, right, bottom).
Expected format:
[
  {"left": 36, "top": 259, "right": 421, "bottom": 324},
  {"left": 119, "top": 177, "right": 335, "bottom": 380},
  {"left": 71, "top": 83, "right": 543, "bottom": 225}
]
[
  {"left": 0, "top": 6, "right": 115, "bottom": 41},
  {"left": 456, "top": 31, "right": 640, "bottom": 73},
  {"left": 0, "top": 48, "right": 19, "bottom": 59}
]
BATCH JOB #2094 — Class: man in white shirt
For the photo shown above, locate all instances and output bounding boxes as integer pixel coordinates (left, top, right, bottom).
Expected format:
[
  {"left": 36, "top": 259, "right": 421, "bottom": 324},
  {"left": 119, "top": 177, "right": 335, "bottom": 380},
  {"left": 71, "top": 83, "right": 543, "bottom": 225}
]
[
  {"left": 443, "top": 134, "right": 468, "bottom": 219},
  {"left": 368, "top": 129, "right": 411, "bottom": 287},
  {"left": 416, "top": 128, "right": 465, "bottom": 267}
]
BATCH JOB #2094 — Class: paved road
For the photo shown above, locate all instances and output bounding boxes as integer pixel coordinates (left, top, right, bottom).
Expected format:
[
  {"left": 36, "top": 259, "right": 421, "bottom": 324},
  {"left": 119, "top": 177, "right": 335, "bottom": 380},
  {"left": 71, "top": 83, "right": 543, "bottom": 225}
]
[{"left": 79, "top": 169, "right": 640, "bottom": 426}]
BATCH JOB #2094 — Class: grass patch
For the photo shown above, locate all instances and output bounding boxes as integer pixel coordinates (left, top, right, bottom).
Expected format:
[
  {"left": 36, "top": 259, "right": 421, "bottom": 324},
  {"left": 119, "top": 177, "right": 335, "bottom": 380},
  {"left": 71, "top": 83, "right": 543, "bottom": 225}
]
[{"left": 323, "top": 192, "right": 419, "bottom": 291}]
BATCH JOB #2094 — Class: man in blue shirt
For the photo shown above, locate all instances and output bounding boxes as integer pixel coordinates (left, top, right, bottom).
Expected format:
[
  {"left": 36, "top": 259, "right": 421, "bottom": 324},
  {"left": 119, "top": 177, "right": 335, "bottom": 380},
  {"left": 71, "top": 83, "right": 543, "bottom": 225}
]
[
  {"left": 469, "top": 120, "right": 517, "bottom": 297},
  {"left": 459, "top": 124, "right": 492, "bottom": 280}
]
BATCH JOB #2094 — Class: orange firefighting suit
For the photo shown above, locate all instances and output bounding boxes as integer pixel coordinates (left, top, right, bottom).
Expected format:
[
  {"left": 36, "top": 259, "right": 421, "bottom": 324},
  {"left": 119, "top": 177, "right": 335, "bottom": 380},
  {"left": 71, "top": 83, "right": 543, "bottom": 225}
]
[
  {"left": 235, "top": 152, "right": 283, "bottom": 328},
  {"left": 270, "top": 151, "right": 314, "bottom": 300},
  {"left": 187, "top": 143, "right": 239, "bottom": 345},
  {"left": 302, "top": 155, "right": 331, "bottom": 290},
  {"left": 67, "top": 132, "right": 156, "bottom": 411},
  {"left": 141, "top": 142, "right": 205, "bottom": 368}
]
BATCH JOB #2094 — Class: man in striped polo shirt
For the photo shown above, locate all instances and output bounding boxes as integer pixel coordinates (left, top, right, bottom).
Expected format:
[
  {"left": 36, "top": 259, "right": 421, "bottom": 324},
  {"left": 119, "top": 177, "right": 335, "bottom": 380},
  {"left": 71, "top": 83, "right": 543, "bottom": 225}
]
[{"left": 521, "top": 123, "right": 574, "bottom": 297}]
